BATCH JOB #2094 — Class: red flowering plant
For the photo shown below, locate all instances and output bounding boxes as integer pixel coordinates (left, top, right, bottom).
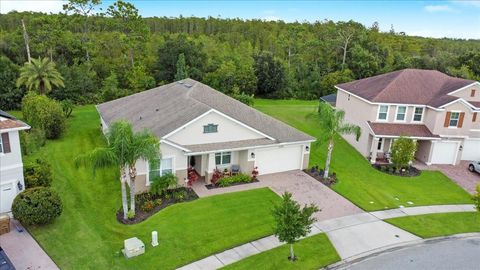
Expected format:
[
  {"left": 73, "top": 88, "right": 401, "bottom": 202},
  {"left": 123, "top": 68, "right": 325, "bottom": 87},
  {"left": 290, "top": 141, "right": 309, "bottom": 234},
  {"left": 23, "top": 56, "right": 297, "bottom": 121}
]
[
  {"left": 251, "top": 166, "right": 259, "bottom": 180},
  {"left": 187, "top": 166, "right": 199, "bottom": 187},
  {"left": 210, "top": 168, "right": 223, "bottom": 186}
]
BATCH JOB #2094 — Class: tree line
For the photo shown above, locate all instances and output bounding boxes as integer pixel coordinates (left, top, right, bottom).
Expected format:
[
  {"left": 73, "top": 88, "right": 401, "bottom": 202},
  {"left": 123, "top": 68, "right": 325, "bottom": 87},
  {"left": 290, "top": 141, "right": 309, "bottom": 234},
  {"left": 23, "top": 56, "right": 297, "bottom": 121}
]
[{"left": 1, "top": 0, "right": 480, "bottom": 110}]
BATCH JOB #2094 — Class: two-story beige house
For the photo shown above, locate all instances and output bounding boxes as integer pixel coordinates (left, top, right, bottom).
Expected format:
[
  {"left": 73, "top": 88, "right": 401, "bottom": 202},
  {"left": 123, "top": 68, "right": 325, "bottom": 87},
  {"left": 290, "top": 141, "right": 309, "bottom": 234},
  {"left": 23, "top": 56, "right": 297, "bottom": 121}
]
[{"left": 333, "top": 69, "right": 480, "bottom": 165}]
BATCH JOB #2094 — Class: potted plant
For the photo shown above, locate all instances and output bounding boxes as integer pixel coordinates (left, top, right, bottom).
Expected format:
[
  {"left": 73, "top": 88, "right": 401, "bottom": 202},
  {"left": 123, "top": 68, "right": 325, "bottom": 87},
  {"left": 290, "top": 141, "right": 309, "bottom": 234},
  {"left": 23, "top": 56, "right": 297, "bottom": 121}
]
[{"left": 252, "top": 166, "right": 259, "bottom": 180}]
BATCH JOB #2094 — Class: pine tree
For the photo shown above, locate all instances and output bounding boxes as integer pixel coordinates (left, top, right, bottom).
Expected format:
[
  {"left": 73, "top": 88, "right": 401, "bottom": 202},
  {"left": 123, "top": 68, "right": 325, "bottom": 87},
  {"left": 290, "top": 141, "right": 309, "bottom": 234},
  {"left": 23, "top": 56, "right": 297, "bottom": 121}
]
[{"left": 175, "top": 53, "right": 188, "bottom": 80}]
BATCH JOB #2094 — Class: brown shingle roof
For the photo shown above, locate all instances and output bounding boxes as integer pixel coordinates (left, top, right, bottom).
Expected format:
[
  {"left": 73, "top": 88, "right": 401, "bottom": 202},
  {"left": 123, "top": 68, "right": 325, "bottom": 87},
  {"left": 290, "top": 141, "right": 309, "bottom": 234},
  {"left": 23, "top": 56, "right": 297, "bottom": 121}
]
[
  {"left": 367, "top": 121, "right": 439, "bottom": 138},
  {"left": 97, "top": 79, "right": 314, "bottom": 143},
  {"left": 337, "top": 69, "right": 475, "bottom": 107},
  {"left": 0, "top": 119, "right": 27, "bottom": 130}
]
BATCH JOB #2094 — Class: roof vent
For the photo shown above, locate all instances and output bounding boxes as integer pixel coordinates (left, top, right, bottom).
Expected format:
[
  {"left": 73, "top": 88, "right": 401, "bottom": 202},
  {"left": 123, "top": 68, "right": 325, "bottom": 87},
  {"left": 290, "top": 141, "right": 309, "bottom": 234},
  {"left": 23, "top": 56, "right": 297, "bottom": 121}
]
[
  {"left": 155, "top": 108, "right": 159, "bottom": 112},
  {"left": 183, "top": 83, "right": 192, "bottom": 88},
  {"left": 177, "top": 81, "right": 184, "bottom": 85},
  {"left": 139, "top": 116, "right": 142, "bottom": 120}
]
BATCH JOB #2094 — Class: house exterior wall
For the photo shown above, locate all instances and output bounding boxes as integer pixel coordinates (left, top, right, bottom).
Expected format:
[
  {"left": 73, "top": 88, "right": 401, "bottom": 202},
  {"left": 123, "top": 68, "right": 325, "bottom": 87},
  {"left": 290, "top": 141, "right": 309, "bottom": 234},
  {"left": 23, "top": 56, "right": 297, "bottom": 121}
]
[
  {"left": 429, "top": 102, "right": 475, "bottom": 137},
  {"left": 415, "top": 140, "right": 433, "bottom": 163},
  {"left": 336, "top": 89, "right": 376, "bottom": 157},
  {"left": 450, "top": 84, "right": 480, "bottom": 102},
  {"left": 0, "top": 130, "right": 26, "bottom": 213},
  {"left": 167, "top": 111, "right": 264, "bottom": 145}
]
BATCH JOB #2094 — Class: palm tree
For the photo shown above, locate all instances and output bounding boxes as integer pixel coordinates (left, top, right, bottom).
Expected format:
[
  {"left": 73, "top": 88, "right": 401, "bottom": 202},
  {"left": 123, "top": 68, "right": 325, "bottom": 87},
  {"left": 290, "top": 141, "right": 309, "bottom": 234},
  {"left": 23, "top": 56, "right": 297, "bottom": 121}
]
[
  {"left": 75, "top": 121, "right": 160, "bottom": 219},
  {"left": 318, "top": 102, "right": 361, "bottom": 178},
  {"left": 16, "top": 57, "right": 64, "bottom": 95}
]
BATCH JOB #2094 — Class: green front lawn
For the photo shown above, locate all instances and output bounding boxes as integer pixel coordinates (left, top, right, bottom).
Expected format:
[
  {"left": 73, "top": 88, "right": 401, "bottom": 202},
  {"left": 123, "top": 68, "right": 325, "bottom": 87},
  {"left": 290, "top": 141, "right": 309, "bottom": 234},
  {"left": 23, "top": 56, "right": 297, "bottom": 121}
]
[
  {"left": 254, "top": 99, "right": 472, "bottom": 211},
  {"left": 21, "top": 106, "right": 281, "bottom": 269},
  {"left": 385, "top": 212, "right": 480, "bottom": 238},
  {"left": 221, "top": 233, "right": 340, "bottom": 270}
]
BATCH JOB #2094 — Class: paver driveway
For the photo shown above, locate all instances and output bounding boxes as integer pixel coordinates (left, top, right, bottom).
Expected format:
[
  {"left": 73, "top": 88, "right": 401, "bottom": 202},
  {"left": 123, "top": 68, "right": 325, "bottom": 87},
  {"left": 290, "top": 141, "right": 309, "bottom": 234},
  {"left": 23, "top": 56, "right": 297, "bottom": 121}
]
[
  {"left": 416, "top": 161, "right": 480, "bottom": 193},
  {"left": 192, "top": 170, "right": 363, "bottom": 221}
]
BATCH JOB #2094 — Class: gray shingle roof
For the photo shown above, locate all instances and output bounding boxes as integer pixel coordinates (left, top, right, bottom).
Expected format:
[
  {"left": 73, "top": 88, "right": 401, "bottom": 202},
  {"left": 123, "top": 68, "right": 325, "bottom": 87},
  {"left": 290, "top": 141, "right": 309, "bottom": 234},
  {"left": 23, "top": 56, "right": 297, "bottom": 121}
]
[
  {"left": 97, "top": 79, "right": 314, "bottom": 145},
  {"left": 183, "top": 138, "right": 275, "bottom": 153}
]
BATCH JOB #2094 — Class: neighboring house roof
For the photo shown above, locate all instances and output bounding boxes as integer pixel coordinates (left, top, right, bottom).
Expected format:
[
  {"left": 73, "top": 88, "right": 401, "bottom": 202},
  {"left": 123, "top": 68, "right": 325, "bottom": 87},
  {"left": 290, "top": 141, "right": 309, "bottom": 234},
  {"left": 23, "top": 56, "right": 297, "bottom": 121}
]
[
  {"left": 320, "top": 93, "right": 337, "bottom": 106},
  {"left": 97, "top": 79, "right": 314, "bottom": 145},
  {"left": 367, "top": 121, "right": 440, "bottom": 139},
  {"left": 183, "top": 138, "right": 275, "bottom": 153},
  {"left": 336, "top": 69, "right": 476, "bottom": 108},
  {"left": 0, "top": 109, "right": 29, "bottom": 131}
]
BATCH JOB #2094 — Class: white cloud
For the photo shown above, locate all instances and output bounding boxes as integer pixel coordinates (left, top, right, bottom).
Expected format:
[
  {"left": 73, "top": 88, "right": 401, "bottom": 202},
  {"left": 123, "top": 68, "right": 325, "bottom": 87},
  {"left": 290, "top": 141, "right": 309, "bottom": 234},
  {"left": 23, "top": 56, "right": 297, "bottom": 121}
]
[
  {"left": 0, "top": 0, "right": 66, "bottom": 14},
  {"left": 424, "top": 5, "right": 456, "bottom": 12},
  {"left": 451, "top": 0, "right": 480, "bottom": 8}
]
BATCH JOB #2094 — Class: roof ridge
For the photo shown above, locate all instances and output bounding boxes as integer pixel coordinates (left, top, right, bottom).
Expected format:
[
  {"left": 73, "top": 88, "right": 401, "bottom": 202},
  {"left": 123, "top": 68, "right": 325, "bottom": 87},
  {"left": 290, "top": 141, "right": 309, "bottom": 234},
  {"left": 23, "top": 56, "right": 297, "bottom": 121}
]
[{"left": 372, "top": 69, "right": 406, "bottom": 102}]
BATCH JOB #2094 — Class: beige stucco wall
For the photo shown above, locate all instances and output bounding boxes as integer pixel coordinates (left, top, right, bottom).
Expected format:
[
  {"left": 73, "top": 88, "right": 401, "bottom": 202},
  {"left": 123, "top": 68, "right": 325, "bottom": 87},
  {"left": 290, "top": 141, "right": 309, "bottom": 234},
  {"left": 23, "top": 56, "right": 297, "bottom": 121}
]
[
  {"left": 336, "top": 89, "right": 377, "bottom": 157},
  {"left": 429, "top": 102, "right": 476, "bottom": 137},
  {"left": 415, "top": 140, "right": 432, "bottom": 163},
  {"left": 450, "top": 84, "right": 480, "bottom": 102},
  {"left": 167, "top": 111, "right": 264, "bottom": 145},
  {"left": 302, "top": 153, "right": 310, "bottom": 170}
]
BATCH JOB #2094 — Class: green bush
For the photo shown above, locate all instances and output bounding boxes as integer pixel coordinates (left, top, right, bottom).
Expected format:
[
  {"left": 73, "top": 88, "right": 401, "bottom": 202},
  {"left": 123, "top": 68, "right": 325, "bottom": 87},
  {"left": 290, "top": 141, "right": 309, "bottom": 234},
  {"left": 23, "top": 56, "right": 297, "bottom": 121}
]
[
  {"left": 473, "top": 184, "right": 480, "bottom": 212},
  {"left": 391, "top": 136, "right": 417, "bottom": 170},
  {"left": 12, "top": 187, "right": 62, "bottom": 225},
  {"left": 22, "top": 92, "right": 66, "bottom": 139},
  {"left": 150, "top": 173, "right": 177, "bottom": 196},
  {"left": 232, "top": 92, "right": 254, "bottom": 106},
  {"left": 20, "top": 128, "right": 46, "bottom": 155},
  {"left": 218, "top": 173, "right": 252, "bottom": 187},
  {"left": 154, "top": 198, "right": 163, "bottom": 207},
  {"left": 24, "top": 158, "right": 53, "bottom": 188},
  {"left": 173, "top": 190, "right": 187, "bottom": 202}
]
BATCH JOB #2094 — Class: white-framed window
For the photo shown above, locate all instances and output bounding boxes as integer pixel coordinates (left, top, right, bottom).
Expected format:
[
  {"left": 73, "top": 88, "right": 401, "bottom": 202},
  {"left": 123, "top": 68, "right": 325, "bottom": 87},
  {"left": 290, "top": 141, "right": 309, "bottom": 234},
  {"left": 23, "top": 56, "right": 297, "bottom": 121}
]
[
  {"left": 449, "top": 112, "right": 460, "bottom": 127},
  {"left": 149, "top": 157, "right": 174, "bottom": 182},
  {"left": 395, "top": 106, "right": 407, "bottom": 121},
  {"left": 0, "top": 134, "right": 3, "bottom": 153},
  {"left": 215, "top": 152, "right": 231, "bottom": 165},
  {"left": 377, "top": 105, "right": 389, "bottom": 121},
  {"left": 377, "top": 138, "right": 384, "bottom": 151},
  {"left": 203, "top": 124, "right": 218, "bottom": 133},
  {"left": 413, "top": 107, "right": 424, "bottom": 122}
]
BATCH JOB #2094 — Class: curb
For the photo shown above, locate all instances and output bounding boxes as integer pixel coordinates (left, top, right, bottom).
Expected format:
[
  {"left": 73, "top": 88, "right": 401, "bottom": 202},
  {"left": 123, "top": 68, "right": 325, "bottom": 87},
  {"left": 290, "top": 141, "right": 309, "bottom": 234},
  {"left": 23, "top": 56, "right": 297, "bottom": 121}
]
[{"left": 323, "top": 233, "right": 480, "bottom": 269}]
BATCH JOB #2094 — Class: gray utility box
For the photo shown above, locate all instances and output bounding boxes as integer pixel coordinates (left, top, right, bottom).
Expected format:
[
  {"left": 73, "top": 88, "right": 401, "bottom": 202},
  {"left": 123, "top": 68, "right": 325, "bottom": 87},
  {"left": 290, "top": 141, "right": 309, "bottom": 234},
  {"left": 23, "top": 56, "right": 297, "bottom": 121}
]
[{"left": 122, "top": 237, "right": 145, "bottom": 258}]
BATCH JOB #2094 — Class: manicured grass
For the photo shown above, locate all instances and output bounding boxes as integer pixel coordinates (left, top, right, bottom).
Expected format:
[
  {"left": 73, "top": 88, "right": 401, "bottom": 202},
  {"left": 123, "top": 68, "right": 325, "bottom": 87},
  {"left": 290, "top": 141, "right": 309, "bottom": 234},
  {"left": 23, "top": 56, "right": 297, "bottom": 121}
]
[
  {"left": 221, "top": 233, "right": 340, "bottom": 270},
  {"left": 19, "top": 106, "right": 281, "bottom": 270},
  {"left": 385, "top": 212, "right": 480, "bottom": 238},
  {"left": 254, "top": 99, "right": 472, "bottom": 211}
]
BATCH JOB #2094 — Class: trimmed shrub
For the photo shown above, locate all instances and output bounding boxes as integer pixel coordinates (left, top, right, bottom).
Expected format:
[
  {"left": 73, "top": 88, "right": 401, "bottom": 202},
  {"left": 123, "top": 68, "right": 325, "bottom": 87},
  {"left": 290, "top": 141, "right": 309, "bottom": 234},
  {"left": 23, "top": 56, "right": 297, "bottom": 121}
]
[
  {"left": 20, "top": 128, "right": 46, "bottom": 155},
  {"left": 218, "top": 173, "right": 252, "bottom": 187},
  {"left": 12, "top": 187, "right": 62, "bottom": 225},
  {"left": 141, "top": 200, "right": 155, "bottom": 212},
  {"left": 173, "top": 190, "right": 186, "bottom": 202},
  {"left": 149, "top": 173, "right": 177, "bottom": 196},
  {"left": 24, "top": 158, "right": 53, "bottom": 188},
  {"left": 22, "top": 92, "right": 66, "bottom": 139}
]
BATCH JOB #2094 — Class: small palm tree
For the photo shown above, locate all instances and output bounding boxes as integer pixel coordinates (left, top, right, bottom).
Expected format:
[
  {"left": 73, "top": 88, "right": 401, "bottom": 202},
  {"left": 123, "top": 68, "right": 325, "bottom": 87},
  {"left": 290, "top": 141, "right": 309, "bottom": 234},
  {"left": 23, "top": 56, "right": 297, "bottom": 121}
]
[
  {"left": 16, "top": 57, "right": 65, "bottom": 95},
  {"left": 75, "top": 121, "right": 160, "bottom": 219},
  {"left": 318, "top": 102, "right": 361, "bottom": 178}
]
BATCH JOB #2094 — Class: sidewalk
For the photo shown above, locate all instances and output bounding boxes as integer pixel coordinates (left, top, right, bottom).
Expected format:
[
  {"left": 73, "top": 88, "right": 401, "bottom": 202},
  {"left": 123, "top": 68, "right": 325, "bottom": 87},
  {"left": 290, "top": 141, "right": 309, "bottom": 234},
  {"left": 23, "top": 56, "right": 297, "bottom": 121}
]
[
  {"left": 0, "top": 220, "right": 59, "bottom": 270},
  {"left": 177, "top": 204, "right": 476, "bottom": 270}
]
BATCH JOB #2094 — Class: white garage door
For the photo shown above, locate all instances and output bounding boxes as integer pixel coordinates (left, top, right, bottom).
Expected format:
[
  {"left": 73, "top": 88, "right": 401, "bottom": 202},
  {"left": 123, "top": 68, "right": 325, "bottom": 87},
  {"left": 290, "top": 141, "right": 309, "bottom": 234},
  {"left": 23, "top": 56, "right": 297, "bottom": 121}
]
[
  {"left": 430, "top": 141, "right": 458, "bottom": 165},
  {"left": 255, "top": 145, "right": 303, "bottom": 175},
  {"left": 462, "top": 139, "right": 480, "bottom": 161},
  {"left": 0, "top": 182, "right": 16, "bottom": 213}
]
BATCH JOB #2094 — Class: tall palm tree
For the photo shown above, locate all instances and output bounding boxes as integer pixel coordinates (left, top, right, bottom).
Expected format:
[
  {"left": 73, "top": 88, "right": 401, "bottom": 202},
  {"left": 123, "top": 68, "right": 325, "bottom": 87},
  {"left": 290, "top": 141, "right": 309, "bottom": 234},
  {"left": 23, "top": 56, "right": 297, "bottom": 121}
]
[
  {"left": 16, "top": 57, "right": 64, "bottom": 95},
  {"left": 75, "top": 121, "right": 160, "bottom": 219},
  {"left": 318, "top": 102, "right": 361, "bottom": 178}
]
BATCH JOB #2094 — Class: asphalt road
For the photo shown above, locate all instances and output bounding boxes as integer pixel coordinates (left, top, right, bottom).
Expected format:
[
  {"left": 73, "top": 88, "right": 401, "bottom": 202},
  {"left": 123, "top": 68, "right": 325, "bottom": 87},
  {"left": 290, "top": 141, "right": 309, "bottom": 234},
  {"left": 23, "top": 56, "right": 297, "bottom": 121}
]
[{"left": 343, "top": 236, "right": 480, "bottom": 270}]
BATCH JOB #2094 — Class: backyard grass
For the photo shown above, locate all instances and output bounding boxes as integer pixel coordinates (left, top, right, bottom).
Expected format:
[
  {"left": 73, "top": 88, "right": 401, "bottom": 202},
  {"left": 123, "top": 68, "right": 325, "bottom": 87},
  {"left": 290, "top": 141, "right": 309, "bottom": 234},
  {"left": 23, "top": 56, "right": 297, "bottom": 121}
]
[
  {"left": 385, "top": 212, "right": 480, "bottom": 238},
  {"left": 254, "top": 99, "right": 472, "bottom": 211},
  {"left": 221, "top": 233, "right": 340, "bottom": 270},
  {"left": 19, "top": 106, "right": 281, "bottom": 270}
]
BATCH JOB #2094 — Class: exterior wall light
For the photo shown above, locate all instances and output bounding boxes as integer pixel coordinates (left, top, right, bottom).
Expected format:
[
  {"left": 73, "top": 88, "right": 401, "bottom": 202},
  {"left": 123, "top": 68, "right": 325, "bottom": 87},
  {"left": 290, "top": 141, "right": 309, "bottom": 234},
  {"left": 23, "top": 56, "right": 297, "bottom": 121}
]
[
  {"left": 250, "top": 152, "right": 255, "bottom": 159},
  {"left": 17, "top": 181, "right": 24, "bottom": 191},
  {"left": 305, "top": 146, "right": 310, "bottom": 152}
]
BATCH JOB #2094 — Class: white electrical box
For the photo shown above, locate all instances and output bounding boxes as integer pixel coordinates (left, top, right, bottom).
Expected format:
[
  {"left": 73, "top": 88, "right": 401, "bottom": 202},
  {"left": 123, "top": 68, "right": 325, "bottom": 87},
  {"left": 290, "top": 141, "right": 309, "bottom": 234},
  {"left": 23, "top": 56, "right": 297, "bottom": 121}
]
[{"left": 122, "top": 237, "right": 145, "bottom": 258}]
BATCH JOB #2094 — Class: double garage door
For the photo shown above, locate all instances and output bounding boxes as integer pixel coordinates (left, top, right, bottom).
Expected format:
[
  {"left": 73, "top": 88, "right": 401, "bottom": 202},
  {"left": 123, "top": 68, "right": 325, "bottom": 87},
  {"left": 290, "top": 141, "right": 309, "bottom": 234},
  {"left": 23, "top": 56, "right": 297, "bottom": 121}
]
[{"left": 255, "top": 145, "right": 303, "bottom": 175}]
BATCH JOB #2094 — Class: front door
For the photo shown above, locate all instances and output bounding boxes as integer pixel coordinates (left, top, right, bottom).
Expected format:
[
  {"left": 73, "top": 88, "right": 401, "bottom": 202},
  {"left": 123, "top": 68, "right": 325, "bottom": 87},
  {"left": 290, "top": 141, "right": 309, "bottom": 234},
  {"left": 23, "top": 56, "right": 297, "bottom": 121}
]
[{"left": 0, "top": 182, "right": 16, "bottom": 213}]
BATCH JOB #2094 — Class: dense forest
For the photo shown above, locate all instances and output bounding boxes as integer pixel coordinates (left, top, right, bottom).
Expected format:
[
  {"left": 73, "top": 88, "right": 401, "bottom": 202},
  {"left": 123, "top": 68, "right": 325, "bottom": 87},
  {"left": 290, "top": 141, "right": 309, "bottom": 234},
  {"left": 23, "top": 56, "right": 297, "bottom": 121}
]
[{"left": 1, "top": 0, "right": 480, "bottom": 110}]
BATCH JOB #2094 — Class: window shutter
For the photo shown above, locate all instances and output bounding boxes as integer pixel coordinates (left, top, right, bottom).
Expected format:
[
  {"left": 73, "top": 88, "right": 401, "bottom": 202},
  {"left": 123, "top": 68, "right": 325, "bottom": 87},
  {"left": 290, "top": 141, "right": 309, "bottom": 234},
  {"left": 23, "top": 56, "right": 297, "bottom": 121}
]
[
  {"left": 458, "top": 112, "right": 465, "bottom": 128},
  {"left": 444, "top": 112, "right": 451, "bottom": 127},
  {"left": 1, "top": 133, "right": 11, "bottom": 153},
  {"left": 473, "top": 112, "right": 478, "bottom": 122},
  {"left": 471, "top": 89, "right": 476, "bottom": 97}
]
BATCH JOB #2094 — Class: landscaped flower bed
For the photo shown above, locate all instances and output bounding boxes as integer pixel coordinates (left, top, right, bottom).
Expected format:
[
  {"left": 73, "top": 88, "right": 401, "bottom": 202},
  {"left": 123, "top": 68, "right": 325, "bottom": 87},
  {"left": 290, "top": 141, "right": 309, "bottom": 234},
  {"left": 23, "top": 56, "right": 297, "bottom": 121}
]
[
  {"left": 116, "top": 187, "right": 198, "bottom": 224},
  {"left": 304, "top": 165, "right": 337, "bottom": 187},
  {"left": 373, "top": 164, "right": 421, "bottom": 177},
  {"left": 206, "top": 173, "right": 259, "bottom": 189}
]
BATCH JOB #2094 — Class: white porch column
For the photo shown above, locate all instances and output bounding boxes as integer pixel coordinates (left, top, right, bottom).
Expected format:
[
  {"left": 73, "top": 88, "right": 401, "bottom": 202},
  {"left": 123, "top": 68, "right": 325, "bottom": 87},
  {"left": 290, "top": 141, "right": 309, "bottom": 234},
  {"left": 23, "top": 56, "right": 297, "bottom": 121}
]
[{"left": 370, "top": 137, "right": 379, "bottom": 164}]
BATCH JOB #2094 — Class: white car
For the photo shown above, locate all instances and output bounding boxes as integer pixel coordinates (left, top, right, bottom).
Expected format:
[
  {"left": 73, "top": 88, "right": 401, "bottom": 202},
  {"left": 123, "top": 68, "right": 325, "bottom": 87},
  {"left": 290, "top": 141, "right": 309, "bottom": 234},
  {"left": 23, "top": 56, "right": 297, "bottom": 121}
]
[{"left": 468, "top": 161, "right": 480, "bottom": 173}]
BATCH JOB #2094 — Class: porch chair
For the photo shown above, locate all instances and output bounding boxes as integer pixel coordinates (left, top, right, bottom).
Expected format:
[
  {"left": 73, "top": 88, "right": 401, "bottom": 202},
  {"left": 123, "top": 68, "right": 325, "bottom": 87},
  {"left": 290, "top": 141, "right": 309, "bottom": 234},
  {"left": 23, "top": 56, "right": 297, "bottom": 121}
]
[{"left": 231, "top": 165, "right": 240, "bottom": 175}]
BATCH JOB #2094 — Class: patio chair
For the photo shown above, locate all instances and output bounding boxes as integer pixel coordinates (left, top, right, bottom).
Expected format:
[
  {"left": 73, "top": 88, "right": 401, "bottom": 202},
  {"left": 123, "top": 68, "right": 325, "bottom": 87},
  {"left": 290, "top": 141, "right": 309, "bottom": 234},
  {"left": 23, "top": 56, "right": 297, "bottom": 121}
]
[{"left": 231, "top": 165, "right": 240, "bottom": 175}]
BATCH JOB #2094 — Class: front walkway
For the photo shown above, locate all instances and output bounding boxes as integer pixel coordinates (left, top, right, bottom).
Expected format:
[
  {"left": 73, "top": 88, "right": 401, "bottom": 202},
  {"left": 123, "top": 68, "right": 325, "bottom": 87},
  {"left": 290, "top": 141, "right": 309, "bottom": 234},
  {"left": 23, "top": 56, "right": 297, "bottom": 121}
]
[
  {"left": 177, "top": 204, "right": 476, "bottom": 270},
  {"left": 0, "top": 220, "right": 59, "bottom": 270},
  {"left": 192, "top": 170, "right": 363, "bottom": 221}
]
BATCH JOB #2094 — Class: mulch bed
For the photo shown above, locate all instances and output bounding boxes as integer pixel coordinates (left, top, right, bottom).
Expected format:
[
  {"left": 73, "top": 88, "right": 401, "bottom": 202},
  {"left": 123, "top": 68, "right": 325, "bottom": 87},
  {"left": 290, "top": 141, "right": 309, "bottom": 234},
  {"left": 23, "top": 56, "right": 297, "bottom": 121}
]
[
  {"left": 116, "top": 187, "right": 198, "bottom": 225},
  {"left": 304, "top": 170, "right": 337, "bottom": 187},
  {"left": 372, "top": 164, "right": 421, "bottom": 177},
  {"left": 205, "top": 179, "right": 260, "bottom": 190}
]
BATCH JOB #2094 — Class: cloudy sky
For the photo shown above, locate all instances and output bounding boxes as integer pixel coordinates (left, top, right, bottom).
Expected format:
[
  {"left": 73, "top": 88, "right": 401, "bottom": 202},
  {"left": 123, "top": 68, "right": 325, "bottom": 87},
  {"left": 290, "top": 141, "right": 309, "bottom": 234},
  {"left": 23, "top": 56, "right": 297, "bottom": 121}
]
[{"left": 1, "top": 0, "right": 479, "bottom": 39}]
